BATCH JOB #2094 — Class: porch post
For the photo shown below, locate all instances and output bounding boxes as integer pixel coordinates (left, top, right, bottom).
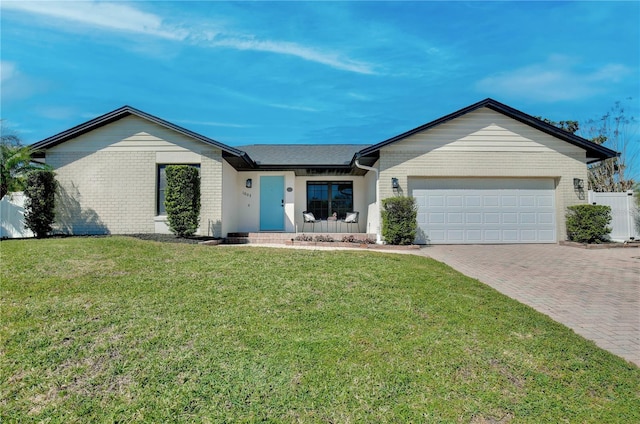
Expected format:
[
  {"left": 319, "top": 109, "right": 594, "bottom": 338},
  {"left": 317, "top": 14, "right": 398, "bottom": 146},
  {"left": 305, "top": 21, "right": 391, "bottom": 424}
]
[{"left": 355, "top": 155, "right": 382, "bottom": 244}]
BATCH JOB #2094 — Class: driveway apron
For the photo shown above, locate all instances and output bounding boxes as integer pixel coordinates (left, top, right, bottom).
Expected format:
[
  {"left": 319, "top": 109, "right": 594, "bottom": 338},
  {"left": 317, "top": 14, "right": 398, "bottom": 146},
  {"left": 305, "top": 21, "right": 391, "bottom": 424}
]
[{"left": 421, "top": 244, "right": 640, "bottom": 366}]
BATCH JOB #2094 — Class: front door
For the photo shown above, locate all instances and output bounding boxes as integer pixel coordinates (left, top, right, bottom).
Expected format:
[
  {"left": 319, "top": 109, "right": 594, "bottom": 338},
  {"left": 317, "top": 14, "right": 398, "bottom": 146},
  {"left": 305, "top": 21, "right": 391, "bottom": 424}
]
[{"left": 260, "top": 176, "right": 285, "bottom": 231}]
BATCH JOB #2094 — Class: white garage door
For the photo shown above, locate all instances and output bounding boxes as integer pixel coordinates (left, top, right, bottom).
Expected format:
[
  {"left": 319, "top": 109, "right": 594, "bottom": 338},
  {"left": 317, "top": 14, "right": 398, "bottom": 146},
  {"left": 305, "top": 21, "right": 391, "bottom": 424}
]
[{"left": 411, "top": 178, "right": 556, "bottom": 244}]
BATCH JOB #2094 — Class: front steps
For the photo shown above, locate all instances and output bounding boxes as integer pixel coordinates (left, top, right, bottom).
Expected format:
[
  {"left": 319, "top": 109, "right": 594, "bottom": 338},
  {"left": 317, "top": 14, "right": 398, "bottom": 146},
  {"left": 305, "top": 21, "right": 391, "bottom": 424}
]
[{"left": 224, "top": 232, "right": 376, "bottom": 245}]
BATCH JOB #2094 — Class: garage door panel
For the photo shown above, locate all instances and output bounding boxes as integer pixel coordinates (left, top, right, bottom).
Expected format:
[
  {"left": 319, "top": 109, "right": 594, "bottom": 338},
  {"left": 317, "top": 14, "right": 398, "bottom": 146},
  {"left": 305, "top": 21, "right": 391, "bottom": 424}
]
[
  {"left": 484, "top": 213, "right": 500, "bottom": 224},
  {"left": 428, "top": 230, "right": 446, "bottom": 242},
  {"left": 429, "top": 212, "right": 445, "bottom": 224},
  {"left": 520, "top": 213, "right": 537, "bottom": 224},
  {"left": 448, "top": 213, "right": 463, "bottom": 224},
  {"left": 519, "top": 196, "right": 536, "bottom": 207},
  {"left": 484, "top": 230, "right": 501, "bottom": 241},
  {"left": 429, "top": 196, "right": 445, "bottom": 207},
  {"left": 520, "top": 230, "right": 537, "bottom": 242},
  {"left": 538, "top": 196, "right": 553, "bottom": 207},
  {"left": 466, "top": 230, "right": 482, "bottom": 242},
  {"left": 539, "top": 230, "right": 555, "bottom": 242},
  {"left": 484, "top": 196, "right": 499, "bottom": 207},
  {"left": 411, "top": 178, "right": 556, "bottom": 244},
  {"left": 447, "top": 196, "right": 463, "bottom": 207},
  {"left": 502, "top": 196, "right": 518, "bottom": 207},
  {"left": 502, "top": 213, "right": 518, "bottom": 224},
  {"left": 539, "top": 213, "right": 554, "bottom": 224},
  {"left": 446, "top": 230, "right": 464, "bottom": 242},
  {"left": 466, "top": 213, "right": 482, "bottom": 224},
  {"left": 502, "top": 230, "right": 519, "bottom": 242},
  {"left": 466, "top": 196, "right": 482, "bottom": 207}
]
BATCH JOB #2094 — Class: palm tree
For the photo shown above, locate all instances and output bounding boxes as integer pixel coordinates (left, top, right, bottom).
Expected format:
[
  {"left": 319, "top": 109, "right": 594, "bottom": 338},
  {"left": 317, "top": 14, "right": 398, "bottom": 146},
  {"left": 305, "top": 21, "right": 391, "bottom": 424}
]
[{"left": 0, "top": 141, "right": 39, "bottom": 199}]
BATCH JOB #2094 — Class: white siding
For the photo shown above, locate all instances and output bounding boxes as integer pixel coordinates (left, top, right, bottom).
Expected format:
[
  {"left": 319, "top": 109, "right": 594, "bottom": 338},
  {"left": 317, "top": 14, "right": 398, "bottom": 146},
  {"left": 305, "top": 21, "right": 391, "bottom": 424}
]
[{"left": 379, "top": 107, "right": 588, "bottom": 242}]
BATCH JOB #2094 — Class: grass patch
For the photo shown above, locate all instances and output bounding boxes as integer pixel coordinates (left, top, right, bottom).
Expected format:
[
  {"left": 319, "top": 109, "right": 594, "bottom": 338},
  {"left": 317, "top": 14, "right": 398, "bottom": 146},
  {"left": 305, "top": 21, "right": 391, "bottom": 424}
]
[{"left": 2, "top": 237, "right": 638, "bottom": 422}]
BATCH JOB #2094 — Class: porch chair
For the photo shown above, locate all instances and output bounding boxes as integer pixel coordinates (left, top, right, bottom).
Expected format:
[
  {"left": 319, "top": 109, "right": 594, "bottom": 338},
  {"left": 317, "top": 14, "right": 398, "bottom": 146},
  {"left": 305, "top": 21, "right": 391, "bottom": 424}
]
[
  {"left": 302, "top": 211, "right": 322, "bottom": 232},
  {"left": 341, "top": 211, "right": 359, "bottom": 233}
]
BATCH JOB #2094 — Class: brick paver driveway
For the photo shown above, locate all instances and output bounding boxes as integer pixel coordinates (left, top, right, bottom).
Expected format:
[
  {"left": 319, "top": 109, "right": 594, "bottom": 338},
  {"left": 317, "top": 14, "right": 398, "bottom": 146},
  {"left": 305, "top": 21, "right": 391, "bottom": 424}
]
[{"left": 420, "top": 244, "right": 640, "bottom": 366}]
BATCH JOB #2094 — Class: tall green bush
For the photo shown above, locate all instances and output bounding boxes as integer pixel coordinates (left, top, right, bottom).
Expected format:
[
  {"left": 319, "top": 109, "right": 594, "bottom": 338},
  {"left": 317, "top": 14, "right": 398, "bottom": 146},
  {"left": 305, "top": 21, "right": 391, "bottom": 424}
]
[
  {"left": 23, "top": 169, "right": 56, "bottom": 238},
  {"left": 381, "top": 196, "right": 417, "bottom": 245},
  {"left": 164, "top": 165, "right": 200, "bottom": 237},
  {"left": 566, "top": 204, "right": 612, "bottom": 244}
]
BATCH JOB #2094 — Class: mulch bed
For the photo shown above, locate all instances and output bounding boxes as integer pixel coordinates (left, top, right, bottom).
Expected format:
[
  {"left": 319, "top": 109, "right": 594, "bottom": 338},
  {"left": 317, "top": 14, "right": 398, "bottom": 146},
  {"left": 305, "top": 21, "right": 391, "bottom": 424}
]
[
  {"left": 560, "top": 240, "right": 640, "bottom": 249},
  {"left": 128, "top": 233, "right": 221, "bottom": 245}
]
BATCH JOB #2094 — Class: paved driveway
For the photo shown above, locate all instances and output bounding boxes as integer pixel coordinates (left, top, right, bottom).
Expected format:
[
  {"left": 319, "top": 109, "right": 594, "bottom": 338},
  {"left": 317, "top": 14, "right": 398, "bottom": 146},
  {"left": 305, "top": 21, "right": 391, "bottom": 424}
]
[{"left": 420, "top": 244, "right": 640, "bottom": 366}]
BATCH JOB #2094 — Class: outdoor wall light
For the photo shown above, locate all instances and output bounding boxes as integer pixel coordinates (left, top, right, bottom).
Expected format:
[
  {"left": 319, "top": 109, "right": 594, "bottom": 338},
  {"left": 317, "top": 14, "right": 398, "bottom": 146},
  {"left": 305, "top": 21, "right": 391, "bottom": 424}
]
[
  {"left": 391, "top": 177, "right": 399, "bottom": 190},
  {"left": 573, "top": 178, "right": 584, "bottom": 190},
  {"left": 246, "top": 178, "right": 252, "bottom": 189}
]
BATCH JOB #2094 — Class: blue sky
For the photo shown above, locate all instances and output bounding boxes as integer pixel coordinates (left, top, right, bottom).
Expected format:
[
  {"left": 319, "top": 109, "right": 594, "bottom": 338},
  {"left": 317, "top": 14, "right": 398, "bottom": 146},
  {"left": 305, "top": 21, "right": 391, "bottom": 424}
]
[{"left": 1, "top": 1, "right": 638, "bottom": 157}]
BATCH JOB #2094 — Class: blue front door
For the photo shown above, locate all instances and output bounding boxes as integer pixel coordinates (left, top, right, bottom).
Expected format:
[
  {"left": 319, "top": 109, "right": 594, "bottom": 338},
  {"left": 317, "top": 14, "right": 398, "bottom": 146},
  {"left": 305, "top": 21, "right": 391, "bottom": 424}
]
[{"left": 260, "top": 176, "right": 285, "bottom": 231}]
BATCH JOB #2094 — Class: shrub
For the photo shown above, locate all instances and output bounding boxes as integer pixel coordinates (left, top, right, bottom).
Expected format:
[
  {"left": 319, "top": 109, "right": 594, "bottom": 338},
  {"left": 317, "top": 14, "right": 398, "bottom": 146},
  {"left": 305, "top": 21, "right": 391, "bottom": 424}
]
[
  {"left": 566, "top": 204, "right": 612, "bottom": 243},
  {"left": 314, "top": 235, "right": 334, "bottom": 242},
  {"left": 382, "top": 196, "right": 417, "bottom": 245},
  {"left": 23, "top": 169, "right": 56, "bottom": 238},
  {"left": 164, "top": 165, "right": 201, "bottom": 237}
]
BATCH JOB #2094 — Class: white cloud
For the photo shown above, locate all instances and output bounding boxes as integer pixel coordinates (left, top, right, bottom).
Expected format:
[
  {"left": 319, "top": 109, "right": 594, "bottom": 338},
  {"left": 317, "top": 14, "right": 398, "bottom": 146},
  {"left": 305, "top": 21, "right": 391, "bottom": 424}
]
[
  {"left": 0, "top": 61, "right": 44, "bottom": 101},
  {"left": 1, "top": 1, "right": 186, "bottom": 40},
  {"left": 475, "top": 56, "right": 632, "bottom": 102},
  {"left": 174, "top": 119, "right": 254, "bottom": 129},
  {"left": 0, "top": 61, "right": 17, "bottom": 83},
  {"left": 268, "top": 103, "right": 319, "bottom": 113},
  {"left": 2, "top": 1, "right": 376, "bottom": 74},
  {"left": 209, "top": 37, "right": 376, "bottom": 75},
  {"left": 35, "top": 106, "right": 78, "bottom": 120}
]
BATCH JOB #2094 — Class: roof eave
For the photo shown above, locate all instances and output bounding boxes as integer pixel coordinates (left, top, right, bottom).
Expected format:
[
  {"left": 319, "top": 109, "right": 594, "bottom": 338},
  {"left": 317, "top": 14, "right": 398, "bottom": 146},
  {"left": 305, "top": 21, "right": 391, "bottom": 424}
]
[
  {"left": 357, "top": 98, "right": 618, "bottom": 161},
  {"left": 31, "top": 105, "right": 246, "bottom": 159}
]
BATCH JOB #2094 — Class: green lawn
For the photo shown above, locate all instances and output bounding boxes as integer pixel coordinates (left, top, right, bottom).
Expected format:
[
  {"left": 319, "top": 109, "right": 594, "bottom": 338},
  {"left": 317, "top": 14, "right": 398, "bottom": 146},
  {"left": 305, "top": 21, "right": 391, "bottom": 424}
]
[{"left": 1, "top": 237, "right": 638, "bottom": 423}]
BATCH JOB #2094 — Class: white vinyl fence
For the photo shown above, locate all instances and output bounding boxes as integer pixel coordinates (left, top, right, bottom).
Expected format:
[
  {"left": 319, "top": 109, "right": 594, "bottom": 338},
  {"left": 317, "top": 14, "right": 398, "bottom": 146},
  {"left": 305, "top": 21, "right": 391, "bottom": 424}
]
[
  {"left": 588, "top": 190, "right": 639, "bottom": 242},
  {"left": 0, "top": 192, "right": 34, "bottom": 239}
]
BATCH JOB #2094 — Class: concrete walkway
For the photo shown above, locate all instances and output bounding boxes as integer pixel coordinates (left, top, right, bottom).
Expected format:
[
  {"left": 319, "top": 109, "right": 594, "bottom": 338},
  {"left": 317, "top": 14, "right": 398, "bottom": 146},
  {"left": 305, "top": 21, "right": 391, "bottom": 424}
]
[{"left": 420, "top": 244, "right": 640, "bottom": 366}]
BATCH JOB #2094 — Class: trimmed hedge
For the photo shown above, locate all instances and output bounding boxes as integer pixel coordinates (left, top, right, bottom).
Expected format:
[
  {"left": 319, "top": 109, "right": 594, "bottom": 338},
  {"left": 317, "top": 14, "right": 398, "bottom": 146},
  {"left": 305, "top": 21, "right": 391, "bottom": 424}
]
[
  {"left": 24, "top": 169, "right": 56, "bottom": 238},
  {"left": 566, "top": 204, "right": 612, "bottom": 244},
  {"left": 164, "top": 165, "right": 201, "bottom": 237},
  {"left": 382, "top": 196, "right": 417, "bottom": 245}
]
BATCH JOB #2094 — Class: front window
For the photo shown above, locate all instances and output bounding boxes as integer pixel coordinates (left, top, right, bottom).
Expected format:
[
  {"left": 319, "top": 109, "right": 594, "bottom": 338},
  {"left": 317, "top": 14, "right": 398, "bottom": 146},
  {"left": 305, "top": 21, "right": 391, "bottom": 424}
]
[
  {"left": 157, "top": 164, "right": 200, "bottom": 215},
  {"left": 306, "top": 181, "right": 353, "bottom": 219}
]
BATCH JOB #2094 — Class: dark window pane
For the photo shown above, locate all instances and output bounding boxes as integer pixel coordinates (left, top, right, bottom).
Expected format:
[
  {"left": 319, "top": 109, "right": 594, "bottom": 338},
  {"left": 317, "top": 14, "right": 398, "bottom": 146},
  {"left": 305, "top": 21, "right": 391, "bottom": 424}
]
[{"left": 306, "top": 181, "right": 353, "bottom": 220}]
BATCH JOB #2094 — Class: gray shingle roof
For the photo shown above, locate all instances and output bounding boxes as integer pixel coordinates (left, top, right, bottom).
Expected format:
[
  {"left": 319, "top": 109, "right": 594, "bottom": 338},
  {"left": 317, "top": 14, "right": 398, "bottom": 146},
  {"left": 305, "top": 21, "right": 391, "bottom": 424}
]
[{"left": 237, "top": 144, "right": 370, "bottom": 166}]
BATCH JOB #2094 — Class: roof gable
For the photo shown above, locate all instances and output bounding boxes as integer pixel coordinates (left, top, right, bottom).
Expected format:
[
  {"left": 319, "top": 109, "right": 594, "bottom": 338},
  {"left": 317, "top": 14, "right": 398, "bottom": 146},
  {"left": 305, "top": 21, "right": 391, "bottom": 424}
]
[
  {"left": 31, "top": 106, "right": 252, "bottom": 164},
  {"left": 357, "top": 98, "right": 618, "bottom": 163}
]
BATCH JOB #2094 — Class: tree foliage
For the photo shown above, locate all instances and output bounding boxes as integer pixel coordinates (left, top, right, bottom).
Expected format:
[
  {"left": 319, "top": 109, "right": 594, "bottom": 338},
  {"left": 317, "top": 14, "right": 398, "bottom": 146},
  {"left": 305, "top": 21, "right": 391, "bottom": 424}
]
[
  {"left": 24, "top": 169, "right": 57, "bottom": 238},
  {"left": 164, "top": 165, "right": 201, "bottom": 237},
  {"left": 539, "top": 101, "right": 637, "bottom": 192},
  {"left": 581, "top": 101, "right": 637, "bottom": 192},
  {"left": 537, "top": 117, "right": 580, "bottom": 134},
  {"left": 381, "top": 196, "right": 417, "bottom": 245},
  {"left": 0, "top": 129, "right": 44, "bottom": 198}
]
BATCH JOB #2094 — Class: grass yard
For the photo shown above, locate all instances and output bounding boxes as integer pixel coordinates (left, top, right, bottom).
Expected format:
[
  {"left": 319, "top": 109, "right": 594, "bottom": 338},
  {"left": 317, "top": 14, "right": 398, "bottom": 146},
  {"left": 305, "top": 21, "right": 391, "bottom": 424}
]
[{"left": 1, "top": 237, "right": 638, "bottom": 423}]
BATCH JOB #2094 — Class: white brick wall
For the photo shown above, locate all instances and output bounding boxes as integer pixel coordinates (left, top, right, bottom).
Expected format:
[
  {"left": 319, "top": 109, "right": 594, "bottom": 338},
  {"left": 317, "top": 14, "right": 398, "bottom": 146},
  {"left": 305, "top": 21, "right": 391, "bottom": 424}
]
[
  {"left": 47, "top": 119, "right": 224, "bottom": 235},
  {"left": 200, "top": 150, "right": 223, "bottom": 237}
]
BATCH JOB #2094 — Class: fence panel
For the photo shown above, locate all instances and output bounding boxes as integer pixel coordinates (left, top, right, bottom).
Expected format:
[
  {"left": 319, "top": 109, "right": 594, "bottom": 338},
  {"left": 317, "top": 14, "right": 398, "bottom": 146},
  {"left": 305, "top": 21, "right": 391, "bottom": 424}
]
[
  {"left": 588, "top": 190, "right": 639, "bottom": 242},
  {"left": 1, "top": 192, "right": 34, "bottom": 239}
]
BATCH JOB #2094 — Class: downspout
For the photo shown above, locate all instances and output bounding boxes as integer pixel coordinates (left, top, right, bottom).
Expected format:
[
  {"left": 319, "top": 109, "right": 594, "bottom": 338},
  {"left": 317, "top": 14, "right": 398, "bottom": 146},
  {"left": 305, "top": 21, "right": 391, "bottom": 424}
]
[{"left": 354, "top": 154, "right": 382, "bottom": 244}]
